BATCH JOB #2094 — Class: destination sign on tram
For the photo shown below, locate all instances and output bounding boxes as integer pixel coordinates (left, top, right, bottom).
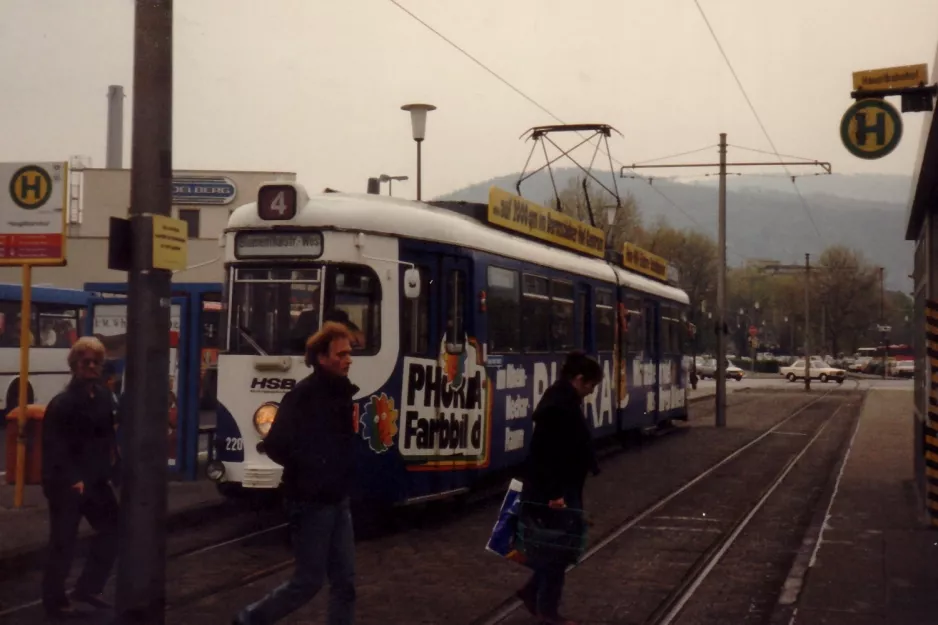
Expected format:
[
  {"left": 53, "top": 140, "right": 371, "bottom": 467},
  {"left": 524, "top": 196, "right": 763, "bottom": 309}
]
[{"left": 234, "top": 231, "right": 323, "bottom": 258}]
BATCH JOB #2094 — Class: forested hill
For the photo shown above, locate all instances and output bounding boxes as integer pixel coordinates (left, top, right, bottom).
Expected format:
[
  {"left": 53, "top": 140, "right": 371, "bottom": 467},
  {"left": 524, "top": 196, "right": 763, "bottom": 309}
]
[{"left": 436, "top": 171, "right": 913, "bottom": 291}]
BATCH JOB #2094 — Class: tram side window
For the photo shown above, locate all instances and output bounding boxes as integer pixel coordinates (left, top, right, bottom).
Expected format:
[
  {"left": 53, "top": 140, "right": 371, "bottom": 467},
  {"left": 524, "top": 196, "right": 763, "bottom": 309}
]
[
  {"left": 551, "top": 280, "right": 575, "bottom": 352},
  {"left": 595, "top": 289, "right": 615, "bottom": 352},
  {"left": 624, "top": 295, "right": 644, "bottom": 353},
  {"left": 575, "top": 288, "right": 588, "bottom": 350},
  {"left": 328, "top": 265, "right": 382, "bottom": 355},
  {"left": 487, "top": 266, "right": 520, "bottom": 353},
  {"left": 660, "top": 307, "right": 675, "bottom": 354},
  {"left": 644, "top": 302, "right": 656, "bottom": 353},
  {"left": 522, "top": 274, "right": 550, "bottom": 352},
  {"left": 401, "top": 266, "right": 430, "bottom": 355},
  {"left": 36, "top": 304, "right": 80, "bottom": 348},
  {"left": 445, "top": 269, "right": 466, "bottom": 353}
]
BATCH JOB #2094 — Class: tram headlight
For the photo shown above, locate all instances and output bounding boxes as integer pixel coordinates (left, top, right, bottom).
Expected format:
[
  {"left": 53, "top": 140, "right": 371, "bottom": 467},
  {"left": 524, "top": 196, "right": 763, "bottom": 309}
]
[{"left": 253, "top": 402, "right": 279, "bottom": 438}]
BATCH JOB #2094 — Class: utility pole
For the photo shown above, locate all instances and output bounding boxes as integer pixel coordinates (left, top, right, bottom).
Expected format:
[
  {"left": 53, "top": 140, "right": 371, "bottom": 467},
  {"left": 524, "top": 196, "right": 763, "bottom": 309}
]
[
  {"left": 804, "top": 254, "right": 811, "bottom": 392},
  {"left": 116, "top": 1, "right": 173, "bottom": 623},
  {"left": 880, "top": 266, "right": 887, "bottom": 380},
  {"left": 621, "top": 135, "right": 830, "bottom": 426},
  {"left": 716, "top": 133, "right": 727, "bottom": 426}
]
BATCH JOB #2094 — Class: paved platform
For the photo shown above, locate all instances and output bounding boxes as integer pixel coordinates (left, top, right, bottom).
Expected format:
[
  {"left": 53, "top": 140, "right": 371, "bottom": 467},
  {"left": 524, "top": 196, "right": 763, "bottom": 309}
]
[
  {"left": 775, "top": 388, "right": 938, "bottom": 625},
  {"left": 0, "top": 476, "right": 225, "bottom": 564}
]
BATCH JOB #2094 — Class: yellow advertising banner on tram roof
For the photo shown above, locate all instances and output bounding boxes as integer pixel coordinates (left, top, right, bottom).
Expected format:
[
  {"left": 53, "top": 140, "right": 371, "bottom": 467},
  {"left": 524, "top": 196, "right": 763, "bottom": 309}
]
[{"left": 486, "top": 187, "right": 605, "bottom": 258}]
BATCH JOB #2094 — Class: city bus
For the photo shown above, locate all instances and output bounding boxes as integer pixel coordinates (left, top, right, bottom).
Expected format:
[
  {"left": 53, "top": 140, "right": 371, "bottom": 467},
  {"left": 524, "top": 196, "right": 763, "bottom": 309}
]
[
  {"left": 208, "top": 183, "right": 691, "bottom": 504},
  {"left": 0, "top": 284, "right": 90, "bottom": 417}
]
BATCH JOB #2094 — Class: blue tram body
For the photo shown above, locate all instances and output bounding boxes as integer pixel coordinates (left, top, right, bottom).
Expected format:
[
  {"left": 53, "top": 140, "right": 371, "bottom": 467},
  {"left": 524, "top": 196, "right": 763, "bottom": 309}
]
[{"left": 210, "top": 184, "right": 690, "bottom": 505}]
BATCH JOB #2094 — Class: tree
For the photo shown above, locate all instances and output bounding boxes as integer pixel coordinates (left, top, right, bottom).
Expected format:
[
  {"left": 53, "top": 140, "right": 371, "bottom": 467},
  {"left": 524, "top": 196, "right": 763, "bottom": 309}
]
[{"left": 813, "top": 245, "right": 880, "bottom": 355}]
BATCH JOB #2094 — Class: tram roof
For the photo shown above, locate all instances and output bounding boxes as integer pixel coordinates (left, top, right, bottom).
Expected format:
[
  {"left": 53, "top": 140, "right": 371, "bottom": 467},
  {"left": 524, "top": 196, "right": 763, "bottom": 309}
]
[{"left": 227, "top": 192, "right": 690, "bottom": 304}]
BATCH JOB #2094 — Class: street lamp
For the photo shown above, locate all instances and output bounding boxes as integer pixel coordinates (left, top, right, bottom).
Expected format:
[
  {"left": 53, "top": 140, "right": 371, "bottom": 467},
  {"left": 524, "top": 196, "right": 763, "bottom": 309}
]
[
  {"left": 378, "top": 174, "right": 409, "bottom": 197},
  {"left": 401, "top": 103, "right": 436, "bottom": 201}
]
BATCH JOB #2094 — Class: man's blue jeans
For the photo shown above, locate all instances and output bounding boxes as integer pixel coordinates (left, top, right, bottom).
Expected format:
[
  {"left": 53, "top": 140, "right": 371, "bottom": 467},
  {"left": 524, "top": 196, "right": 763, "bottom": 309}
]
[{"left": 237, "top": 497, "right": 355, "bottom": 625}]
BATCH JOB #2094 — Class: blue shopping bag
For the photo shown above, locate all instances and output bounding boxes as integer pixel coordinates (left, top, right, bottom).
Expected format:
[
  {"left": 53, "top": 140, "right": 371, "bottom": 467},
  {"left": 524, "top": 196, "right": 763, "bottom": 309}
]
[{"left": 485, "top": 479, "right": 528, "bottom": 566}]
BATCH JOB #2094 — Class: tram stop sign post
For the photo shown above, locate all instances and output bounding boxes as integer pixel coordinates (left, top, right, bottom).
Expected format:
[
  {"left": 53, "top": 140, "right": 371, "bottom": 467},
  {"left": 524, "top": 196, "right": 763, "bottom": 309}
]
[{"left": 0, "top": 162, "right": 68, "bottom": 509}]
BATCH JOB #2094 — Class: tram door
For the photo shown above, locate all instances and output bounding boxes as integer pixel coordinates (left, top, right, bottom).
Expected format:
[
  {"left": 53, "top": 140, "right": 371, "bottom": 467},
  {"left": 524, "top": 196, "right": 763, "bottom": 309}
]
[
  {"left": 644, "top": 299, "right": 661, "bottom": 425},
  {"left": 434, "top": 255, "right": 473, "bottom": 496}
]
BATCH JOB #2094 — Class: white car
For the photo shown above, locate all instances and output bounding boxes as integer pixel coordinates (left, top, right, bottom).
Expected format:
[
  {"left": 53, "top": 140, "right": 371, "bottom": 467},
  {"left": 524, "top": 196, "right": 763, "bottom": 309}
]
[
  {"left": 696, "top": 358, "right": 744, "bottom": 381},
  {"left": 779, "top": 359, "right": 846, "bottom": 384}
]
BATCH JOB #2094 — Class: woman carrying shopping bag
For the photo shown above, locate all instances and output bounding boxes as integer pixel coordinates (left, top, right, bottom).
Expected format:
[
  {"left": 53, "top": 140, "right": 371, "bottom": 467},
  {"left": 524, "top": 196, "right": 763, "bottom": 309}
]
[{"left": 516, "top": 351, "right": 603, "bottom": 625}]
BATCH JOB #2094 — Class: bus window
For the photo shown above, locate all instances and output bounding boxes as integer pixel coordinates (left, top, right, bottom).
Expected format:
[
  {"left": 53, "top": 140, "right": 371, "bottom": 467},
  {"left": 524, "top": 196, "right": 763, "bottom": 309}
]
[
  {"left": 36, "top": 304, "right": 80, "bottom": 348},
  {"left": 401, "top": 266, "right": 430, "bottom": 355},
  {"left": 229, "top": 267, "right": 323, "bottom": 356},
  {"left": 487, "top": 266, "right": 520, "bottom": 353},
  {"left": 326, "top": 265, "right": 381, "bottom": 354},
  {"left": 522, "top": 274, "right": 550, "bottom": 352},
  {"left": 445, "top": 269, "right": 466, "bottom": 353},
  {"left": 0, "top": 304, "right": 35, "bottom": 348},
  {"left": 551, "top": 280, "right": 575, "bottom": 352},
  {"left": 595, "top": 289, "right": 615, "bottom": 352}
]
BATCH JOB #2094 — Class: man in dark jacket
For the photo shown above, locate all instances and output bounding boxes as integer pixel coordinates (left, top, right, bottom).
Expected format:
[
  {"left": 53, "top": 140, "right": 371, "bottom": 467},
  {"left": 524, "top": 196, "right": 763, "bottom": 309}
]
[
  {"left": 234, "top": 321, "right": 358, "bottom": 625},
  {"left": 517, "top": 351, "right": 603, "bottom": 625},
  {"left": 41, "top": 337, "right": 120, "bottom": 619}
]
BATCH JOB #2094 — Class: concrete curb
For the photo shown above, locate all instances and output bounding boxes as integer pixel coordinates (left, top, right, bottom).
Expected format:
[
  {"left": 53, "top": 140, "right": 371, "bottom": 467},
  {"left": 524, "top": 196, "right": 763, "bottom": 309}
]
[{"left": 767, "top": 389, "right": 869, "bottom": 625}]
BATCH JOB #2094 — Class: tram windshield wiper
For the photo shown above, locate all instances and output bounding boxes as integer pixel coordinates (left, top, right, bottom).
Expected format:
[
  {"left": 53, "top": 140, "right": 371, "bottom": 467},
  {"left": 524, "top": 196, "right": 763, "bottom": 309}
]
[{"left": 238, "top": 325, "right": 268, "bottom": 356}]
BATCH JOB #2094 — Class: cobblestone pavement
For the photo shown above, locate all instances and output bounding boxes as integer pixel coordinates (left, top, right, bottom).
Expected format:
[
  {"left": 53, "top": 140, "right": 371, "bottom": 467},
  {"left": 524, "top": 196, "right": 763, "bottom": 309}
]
[{"left": 1, "top": 390, "right": 854, "bottom": 625}]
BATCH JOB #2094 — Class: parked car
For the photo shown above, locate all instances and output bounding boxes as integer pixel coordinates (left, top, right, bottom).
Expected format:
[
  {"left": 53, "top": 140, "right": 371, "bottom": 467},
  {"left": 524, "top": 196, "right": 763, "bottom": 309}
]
[
  {"left": 779, "top": 359, "right": 846, "bottom": 384},
  {"left": 848, "top": 356, "right": 872, "bottom": 373},
  {"left": 697, "top": 358, "right": 744, "bottom": 381},
  {"left": 895, "top": 360, "right": 915, "bottom": 378}
]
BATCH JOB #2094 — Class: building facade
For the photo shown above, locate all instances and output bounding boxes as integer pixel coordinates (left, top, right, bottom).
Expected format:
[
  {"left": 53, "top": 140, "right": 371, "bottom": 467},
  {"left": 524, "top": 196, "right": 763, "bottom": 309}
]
[
  {"left": 0, "top": 167, "right": 295, "bottom": 288},
  {"left": 905, "top": 47, "right": 938, "bottom": 528}
]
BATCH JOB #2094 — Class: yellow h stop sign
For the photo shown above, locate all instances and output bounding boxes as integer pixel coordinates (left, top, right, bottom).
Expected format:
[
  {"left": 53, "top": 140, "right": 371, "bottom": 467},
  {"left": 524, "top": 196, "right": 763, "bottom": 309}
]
[{"left": 840, "top": 99, "right": 903, "bottom": 160}]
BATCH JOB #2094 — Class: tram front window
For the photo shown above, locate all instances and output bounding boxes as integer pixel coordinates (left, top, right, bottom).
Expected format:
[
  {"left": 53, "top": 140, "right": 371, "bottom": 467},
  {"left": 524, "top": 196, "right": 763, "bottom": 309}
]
[
  {"left": 228, "top": 264, "right": 380, "bottom": 356},
  {"left": 230, "top": 267, "right": 323, "bottom": 356}
]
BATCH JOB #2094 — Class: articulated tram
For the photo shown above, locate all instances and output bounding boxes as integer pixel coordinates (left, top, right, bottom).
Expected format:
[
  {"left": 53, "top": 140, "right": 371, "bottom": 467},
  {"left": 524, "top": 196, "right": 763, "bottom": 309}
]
[{"left": 208, "top": 182, "right": 691, "bottom": 504}]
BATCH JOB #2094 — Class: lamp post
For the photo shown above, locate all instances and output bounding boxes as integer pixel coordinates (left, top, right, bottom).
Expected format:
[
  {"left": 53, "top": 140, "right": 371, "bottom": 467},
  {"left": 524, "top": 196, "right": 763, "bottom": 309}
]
[
  {"left": 401, "top": 103, "right": 436, "bottom": 201},
  {"left": 378, "top": 174, "right": 409, "bottom": 197}
]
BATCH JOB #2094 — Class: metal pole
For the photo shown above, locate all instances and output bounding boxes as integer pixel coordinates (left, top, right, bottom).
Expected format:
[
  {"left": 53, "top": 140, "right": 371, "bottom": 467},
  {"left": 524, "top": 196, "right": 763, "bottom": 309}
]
[
  {"left": 106, "top": 85, "right": 125, "bottom": 169},
  {"left": 388, "top": 179, "right": 393, "bottom": 197},
  {"left": 116, "top": 1, "right": 173, "bottom": 622},
  {"left": 715, "top": 133, "right": 727, "bottom": 427},
  {"left": 804, "top": 253, "right": 811, "bottom": 391},
  {"left": 416, "top": 140, "right": 423, "bottom": 201},
  {"left": 881, "top": 267, "right": 887, "bottom": 380},
  {"left": 13, "top": 264, "right": 32, "bottom": 508}
]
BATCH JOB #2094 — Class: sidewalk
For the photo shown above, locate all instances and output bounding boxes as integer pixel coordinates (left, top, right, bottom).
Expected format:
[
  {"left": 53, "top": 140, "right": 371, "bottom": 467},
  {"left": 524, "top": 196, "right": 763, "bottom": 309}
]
[
  {"left": 774, "top": 388, "right": 938, "bottom": 625},
  {"left": 0, "top": 476, "right": 226, "bottom": 565}
]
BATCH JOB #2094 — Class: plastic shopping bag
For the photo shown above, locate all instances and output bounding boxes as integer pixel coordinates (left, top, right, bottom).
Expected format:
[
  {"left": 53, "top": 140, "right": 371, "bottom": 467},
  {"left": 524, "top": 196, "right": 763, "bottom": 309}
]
[{"left": 485, "top": 478, "right": 528, "bottom": 566}]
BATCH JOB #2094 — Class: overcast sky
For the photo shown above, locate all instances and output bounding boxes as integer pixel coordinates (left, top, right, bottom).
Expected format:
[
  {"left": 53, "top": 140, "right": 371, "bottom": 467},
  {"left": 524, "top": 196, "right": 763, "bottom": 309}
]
[{"left": 2, "top": 0, "right": 936, "bottom": 203}]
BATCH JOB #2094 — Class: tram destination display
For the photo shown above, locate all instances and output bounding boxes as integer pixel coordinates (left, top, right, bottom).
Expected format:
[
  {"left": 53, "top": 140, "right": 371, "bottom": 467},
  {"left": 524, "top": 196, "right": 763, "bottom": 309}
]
[{"left": 234, "top": 231, "right": 323, "bottom": 258}]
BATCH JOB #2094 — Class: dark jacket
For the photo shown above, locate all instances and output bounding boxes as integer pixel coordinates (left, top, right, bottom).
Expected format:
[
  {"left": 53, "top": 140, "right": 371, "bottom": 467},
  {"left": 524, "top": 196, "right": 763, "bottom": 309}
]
[
  {"left": 263, "top": 368, "right": 359, "bottom": 503},
  {"left": 522, "top": 379, "right": 599, "bottom": 504},
  {"left": 41, "top": 379, "right": 118, "bottom": 491}
]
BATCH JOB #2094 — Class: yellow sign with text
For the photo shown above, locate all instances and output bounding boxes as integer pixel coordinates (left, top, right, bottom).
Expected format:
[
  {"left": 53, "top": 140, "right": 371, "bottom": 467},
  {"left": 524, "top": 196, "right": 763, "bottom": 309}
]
[
  {"left": 151, "top": 215, "right": 188, "bottom": 271},
  {"left": 853, "top": 63, "right": 928, "bottom": 91},
  {"left": 487, "top": 187, "right": 605, "bottom": 258},
  {"left": 621, "top": 242, "right": 668, "bottom": 282}
]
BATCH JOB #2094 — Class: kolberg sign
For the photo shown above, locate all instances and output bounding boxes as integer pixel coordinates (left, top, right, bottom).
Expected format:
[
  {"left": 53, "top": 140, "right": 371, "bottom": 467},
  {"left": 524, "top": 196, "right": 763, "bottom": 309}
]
[{"left": 172, "top": 176, "right": 237, "bottom": 205}]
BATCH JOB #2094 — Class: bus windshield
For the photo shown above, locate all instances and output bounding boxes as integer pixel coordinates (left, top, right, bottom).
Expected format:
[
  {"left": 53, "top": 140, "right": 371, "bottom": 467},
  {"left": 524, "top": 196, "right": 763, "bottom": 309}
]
[{"left": 228, "top": 264, "right": 380, "bottom": 356}]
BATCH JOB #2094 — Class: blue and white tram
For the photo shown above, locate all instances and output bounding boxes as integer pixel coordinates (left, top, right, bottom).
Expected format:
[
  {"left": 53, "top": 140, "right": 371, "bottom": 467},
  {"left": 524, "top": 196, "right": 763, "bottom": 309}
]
[{"left": 208, "top": 182, "right": 691, "bottom": 504}]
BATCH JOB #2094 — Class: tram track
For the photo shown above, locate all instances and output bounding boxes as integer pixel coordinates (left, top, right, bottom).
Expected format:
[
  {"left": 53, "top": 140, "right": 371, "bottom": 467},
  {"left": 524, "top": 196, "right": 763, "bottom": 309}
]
[
  {"left": 472, "top": 389, "right": 843, "bottom": 625},
  {"left": 0, "top": 506, "right": 289, "bottom": 621}
]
